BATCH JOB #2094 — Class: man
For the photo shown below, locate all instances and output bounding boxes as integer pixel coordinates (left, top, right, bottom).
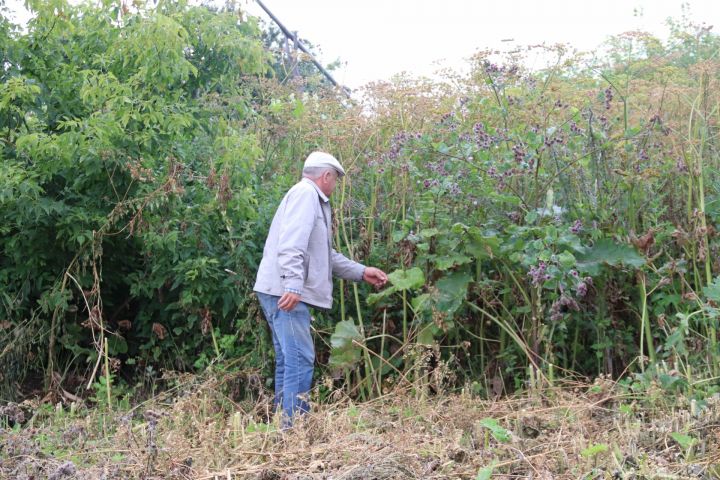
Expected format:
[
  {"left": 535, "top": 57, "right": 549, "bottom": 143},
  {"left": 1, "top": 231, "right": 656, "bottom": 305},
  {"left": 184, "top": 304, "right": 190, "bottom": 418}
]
[{"left": 253, "top": 151, "right": 387, "bottom": 424}]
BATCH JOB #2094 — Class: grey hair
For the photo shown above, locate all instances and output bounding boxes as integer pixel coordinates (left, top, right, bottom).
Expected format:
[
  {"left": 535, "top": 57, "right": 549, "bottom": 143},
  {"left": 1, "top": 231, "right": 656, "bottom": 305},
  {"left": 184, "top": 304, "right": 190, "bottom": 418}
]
[{"left": 302, "top": 166, "right": 336, "bottom": 179}]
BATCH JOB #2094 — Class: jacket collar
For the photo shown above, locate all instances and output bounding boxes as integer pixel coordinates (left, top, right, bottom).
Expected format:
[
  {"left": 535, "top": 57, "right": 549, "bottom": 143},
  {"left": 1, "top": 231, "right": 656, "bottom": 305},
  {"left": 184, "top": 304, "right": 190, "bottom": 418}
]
[{"left": 301, "top": 177, "right": 329, "bottom": 203}]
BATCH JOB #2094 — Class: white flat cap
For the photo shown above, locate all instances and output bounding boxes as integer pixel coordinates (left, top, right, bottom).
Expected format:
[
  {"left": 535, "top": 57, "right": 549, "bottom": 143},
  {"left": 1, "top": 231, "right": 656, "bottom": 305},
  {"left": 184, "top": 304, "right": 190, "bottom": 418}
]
[{"left": 304, "top": 151, "right": 346, "bottom": 177}]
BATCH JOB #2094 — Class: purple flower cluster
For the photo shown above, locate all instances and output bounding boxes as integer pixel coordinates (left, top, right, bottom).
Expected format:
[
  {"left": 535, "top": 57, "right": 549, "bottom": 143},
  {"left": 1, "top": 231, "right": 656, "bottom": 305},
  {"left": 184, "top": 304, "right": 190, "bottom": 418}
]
[
  {"left": 647, "top": 114, "right": 671, "bottom": 136},
  {"left": 382, "top": 131, "right": 422, "bottom": 162},
  {"left": 483, "top": 61, "right": 502, "bottom": 75},
  {"left": 576, "top": 276, "right": 593, "bottom": 297},
  {"left": 512, "top": 144, "right": 525, "bottom": 163},
  {"left": 529, "top": 261, "right": 551, "bottom": 287},
  {"left": 421, "top": 178, "right": 461, "bottom": 195},
  {"left": 570, "top": 219, "right": 582, "bottom": 234},
  {"left": 637, "top": 149, "right": 649, "bottom": 162},
  {"left": 481, "top": 62, "right": 520, "bottom": 88},
  {"left": 426, "top": 160, "right": 449, "bottom": 176},
  {"left": 473, "top": 122, "right": 496, "bottom": 149},
  {"left": 459, "top": 132, "right": 473, "bottom": 143},
  {"left": 569, "top": 121, "right": 584, "bottom": 135},
  {"left": 487, "top": 165, "right": 523, "bottom": 191},
  {"left": 604, "top": 87, "right": 613, "bottom": 110},
  {"left": 439, "top": 112, "right": 458, "bottom": 131},
  {"left": 676, "top": 158, "right": 689, "bottom": 173},
  {"left": 599, "top": 115, "right": 609, "bottom": 130},
  {"left": 550, "top": 295, "right": 580, "bottom": 322},
  {"left": 544, "top": 136, "right": 565, "bottom": 148}
]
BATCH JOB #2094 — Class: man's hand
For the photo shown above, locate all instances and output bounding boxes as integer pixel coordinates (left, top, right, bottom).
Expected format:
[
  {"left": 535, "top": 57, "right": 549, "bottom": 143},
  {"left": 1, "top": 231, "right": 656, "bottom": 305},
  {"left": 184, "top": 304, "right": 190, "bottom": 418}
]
[
  {"left": 363, "top": 267, "right": 388, "bottom": 288},
  {"left": 278, "top": 292, "right": 301, "bottom": 311}
]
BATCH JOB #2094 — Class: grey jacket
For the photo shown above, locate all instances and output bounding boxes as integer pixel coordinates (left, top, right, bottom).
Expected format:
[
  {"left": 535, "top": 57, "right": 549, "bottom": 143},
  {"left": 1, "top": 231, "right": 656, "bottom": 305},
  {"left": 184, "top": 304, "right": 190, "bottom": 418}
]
[{"left": 253, "top": 178, "right": 365, "bottom": 309}]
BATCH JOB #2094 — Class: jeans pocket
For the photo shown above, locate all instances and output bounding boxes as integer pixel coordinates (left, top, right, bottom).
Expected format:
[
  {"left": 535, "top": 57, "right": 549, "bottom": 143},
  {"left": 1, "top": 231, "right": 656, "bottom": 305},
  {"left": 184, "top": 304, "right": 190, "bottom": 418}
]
[{"left": 290, "top": 301, "right": 308, "bottom": 316}]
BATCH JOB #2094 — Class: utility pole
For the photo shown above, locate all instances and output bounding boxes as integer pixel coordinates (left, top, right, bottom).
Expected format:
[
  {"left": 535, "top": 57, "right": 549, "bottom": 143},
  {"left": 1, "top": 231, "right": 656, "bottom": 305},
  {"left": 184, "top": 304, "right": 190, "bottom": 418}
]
[{"left": 255, "top": 0, "right": 351, "bottom": 97}]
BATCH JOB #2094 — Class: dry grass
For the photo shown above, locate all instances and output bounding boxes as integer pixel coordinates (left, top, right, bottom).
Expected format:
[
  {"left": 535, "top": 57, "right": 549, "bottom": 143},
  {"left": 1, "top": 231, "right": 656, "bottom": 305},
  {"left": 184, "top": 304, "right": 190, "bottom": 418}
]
[{"left": 2, "top": 371, "right": 720, "bottom": 479}]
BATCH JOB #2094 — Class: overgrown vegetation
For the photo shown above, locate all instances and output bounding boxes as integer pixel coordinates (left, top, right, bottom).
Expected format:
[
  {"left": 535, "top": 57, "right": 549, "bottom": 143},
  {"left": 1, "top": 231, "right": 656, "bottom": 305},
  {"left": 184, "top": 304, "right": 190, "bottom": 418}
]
[
  {"left": 1, "top": 0, "right": 720, "bottom": 431},
  {"left": 2, "top": 372, "right": 719, "bottom": 478}
]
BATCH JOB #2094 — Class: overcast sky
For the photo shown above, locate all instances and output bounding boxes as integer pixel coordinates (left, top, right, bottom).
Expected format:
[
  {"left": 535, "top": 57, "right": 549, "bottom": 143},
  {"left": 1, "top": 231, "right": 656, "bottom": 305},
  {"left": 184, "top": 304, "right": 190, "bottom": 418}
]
[
  {"left": 4, "top": 0, "right": 719, "bottom": 89},
  {"left": 242, "top": 0, "right": 718, "bottom": 89}
]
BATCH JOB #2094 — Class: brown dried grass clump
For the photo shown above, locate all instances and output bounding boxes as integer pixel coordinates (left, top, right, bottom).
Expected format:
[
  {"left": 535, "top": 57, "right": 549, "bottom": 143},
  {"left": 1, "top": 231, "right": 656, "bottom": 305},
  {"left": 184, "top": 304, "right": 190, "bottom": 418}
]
[{"left": 2, "top": 371, "right": 719, "bottom": 479}]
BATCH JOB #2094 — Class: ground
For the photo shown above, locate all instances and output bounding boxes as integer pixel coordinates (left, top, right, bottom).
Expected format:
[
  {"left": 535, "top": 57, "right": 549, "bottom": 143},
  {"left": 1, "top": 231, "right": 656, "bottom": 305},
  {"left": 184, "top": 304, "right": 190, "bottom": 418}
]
[{"left": 1, "top": 371, "right": 719, "bottom": 479}]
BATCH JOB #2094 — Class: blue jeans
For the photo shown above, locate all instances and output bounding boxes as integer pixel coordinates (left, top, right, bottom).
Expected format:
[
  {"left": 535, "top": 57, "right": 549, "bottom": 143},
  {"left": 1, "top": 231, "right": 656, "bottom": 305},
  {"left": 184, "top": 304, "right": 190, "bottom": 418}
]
[{"left": 256, "top": 292, "right": 315, "bottom": 424}]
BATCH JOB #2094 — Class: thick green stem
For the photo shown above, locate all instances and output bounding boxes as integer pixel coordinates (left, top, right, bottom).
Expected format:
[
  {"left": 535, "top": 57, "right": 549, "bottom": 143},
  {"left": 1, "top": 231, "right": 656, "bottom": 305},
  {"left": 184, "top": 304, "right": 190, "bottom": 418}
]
[{"left": 638, "top": 273, "right": 656, "bottom": 371}]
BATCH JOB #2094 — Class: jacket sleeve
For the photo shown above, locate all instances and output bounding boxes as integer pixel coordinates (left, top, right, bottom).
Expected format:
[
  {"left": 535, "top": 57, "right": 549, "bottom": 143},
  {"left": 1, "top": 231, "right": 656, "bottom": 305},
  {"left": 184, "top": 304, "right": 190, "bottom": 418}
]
[
  {"left": 277, "top": 187, "right": 317, "bottom": 293},
  {"left": 331, "top": 249, "right": 366, "bottom": 282}
]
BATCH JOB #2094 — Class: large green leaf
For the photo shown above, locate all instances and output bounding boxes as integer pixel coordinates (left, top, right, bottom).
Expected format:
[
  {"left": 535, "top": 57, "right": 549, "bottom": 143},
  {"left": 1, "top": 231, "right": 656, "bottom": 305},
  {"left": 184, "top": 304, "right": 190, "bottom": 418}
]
[
  {"left": 367, "top": 288, "right": 395, "bottom": 305},
  {"left": 704, "top": 276, "right": 720, "bottom": 303},
  {"left": 416, "top": 322, "right": 440, "bottom": 345},
  {"left": 411, "top": 293, "right": 432, "bottom": 313},
  {"left": 433, "top": 271, "right": 472, "bottom": 314},
  {"left": 452, "top": 223, "right": 500, "bottom": 260},
  {"left": 388, "top": 267, "right": 425, "bottom": 291},
  {"left": 434, "top": 253, "right": 472, "bottom": 271},
  {"left": 329, "top": 320, "right": 363, "bottom": 370},
  {"left": 576, "top": 238, "right": 646, "bottom": 275}
]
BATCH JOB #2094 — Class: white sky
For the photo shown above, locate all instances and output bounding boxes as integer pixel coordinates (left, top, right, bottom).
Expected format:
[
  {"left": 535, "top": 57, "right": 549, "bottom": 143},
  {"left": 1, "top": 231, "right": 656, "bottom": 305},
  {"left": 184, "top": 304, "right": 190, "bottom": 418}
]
[
  {"left": 4, "top": 0, "right": 719, "bottom": 89},
  {"left": 241, "top": 0, "right": 718, "bottom": 89}
]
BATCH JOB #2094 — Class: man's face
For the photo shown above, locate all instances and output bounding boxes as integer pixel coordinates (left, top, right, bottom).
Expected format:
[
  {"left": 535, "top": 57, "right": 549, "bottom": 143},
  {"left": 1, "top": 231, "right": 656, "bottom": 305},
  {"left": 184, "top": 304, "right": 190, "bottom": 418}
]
[{"left": 319, "top": 169, "right": 339, "bottom": 197}]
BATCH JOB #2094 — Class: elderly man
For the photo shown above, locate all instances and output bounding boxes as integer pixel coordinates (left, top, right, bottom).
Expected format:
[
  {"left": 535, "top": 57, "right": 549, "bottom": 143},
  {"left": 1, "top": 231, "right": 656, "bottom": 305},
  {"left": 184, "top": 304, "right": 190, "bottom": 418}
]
[{"left": 254, "top": 151, "right": 387, "bottom": 423}]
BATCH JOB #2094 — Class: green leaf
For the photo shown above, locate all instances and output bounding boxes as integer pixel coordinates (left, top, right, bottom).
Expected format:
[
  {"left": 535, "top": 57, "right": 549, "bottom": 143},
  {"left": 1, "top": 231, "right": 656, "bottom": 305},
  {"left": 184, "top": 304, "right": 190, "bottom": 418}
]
[
  {"left": 419, "top": 228, "right": 440, "bottom": 239},
  {"left": 367, "top": 288, "right": 396, "bottom": 305},
  {"left": 581, "top": 443, "right": 608, "bottom": 458},
  {"left": 329, "top": 320, "right": 363, "bottom": 370},
  {"left": 107, "top": 335, "right": 128, "bottom": 355},
  {"left": 464, "top": 229, "right": 500, "bottom": 260},
  {"left": 416, "top": 323, "right": 439, "bottom": 345},
  {"left": 704, "top": 276, "right": 720, "bottom": 303},
  {"left": 576, "top": 238, "right": 646, "bottom": 275},
  {"left": 670, "top": 432, "right": 696, "bottom": 450},
  {"left": 557, "top": 251, "right": 576, "bottom": 269},
  {"left": 478, "top": 418, "right": 511, "bottom": 443},
  {"left": 388, "top": 267, "right": 425, "bottom": 291},
  {"left": 292, "top": 98, "right": 305, "bottom": 118},
  {"left": 435, "top": 253, "right": 472, "bottom": 271},
  {"left": 433, "top": 271, "right": 472, "bottom": 314},
  {"left": 411, "top": 293, "right": 432, "bottom": 313},
  {"left": 392, "top": 229, "right": 408, "bottom": 242},
  {"left": 476, "top": 460, "right": 497, "bottom": 480}
]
